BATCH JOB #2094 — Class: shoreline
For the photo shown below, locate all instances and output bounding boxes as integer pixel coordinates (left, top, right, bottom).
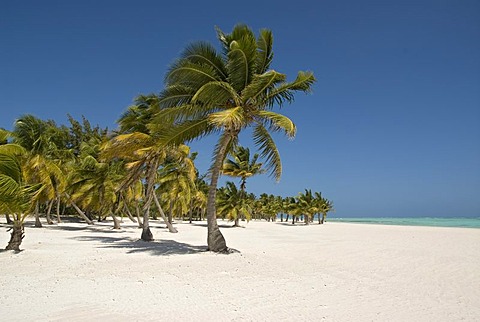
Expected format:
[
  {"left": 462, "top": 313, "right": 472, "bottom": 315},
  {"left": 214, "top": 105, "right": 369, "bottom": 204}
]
[{"left": 1, "top": 220, "right": 479, "bottom": 321}]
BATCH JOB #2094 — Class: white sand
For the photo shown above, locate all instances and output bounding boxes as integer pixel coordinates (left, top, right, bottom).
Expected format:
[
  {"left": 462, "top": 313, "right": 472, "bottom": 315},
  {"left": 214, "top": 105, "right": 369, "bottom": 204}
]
[{"left": 1, "top": 219, "right": 479, "bottom": 321}]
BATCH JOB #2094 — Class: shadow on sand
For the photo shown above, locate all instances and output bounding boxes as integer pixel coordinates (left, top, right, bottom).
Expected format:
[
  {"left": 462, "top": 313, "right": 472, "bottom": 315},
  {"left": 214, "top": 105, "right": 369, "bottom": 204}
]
[{"left": 72, "top": 235, "right": 208, "bottom": 256}]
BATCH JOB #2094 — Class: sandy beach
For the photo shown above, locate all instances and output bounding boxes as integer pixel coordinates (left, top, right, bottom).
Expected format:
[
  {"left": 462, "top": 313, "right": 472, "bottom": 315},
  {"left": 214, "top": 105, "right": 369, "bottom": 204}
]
[{"left": 1, "top": 219, "right": 479, "bottom": 321}]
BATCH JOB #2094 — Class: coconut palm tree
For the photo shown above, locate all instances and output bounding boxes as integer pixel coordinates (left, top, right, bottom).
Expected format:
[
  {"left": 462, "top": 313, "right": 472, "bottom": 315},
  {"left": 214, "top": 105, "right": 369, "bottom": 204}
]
[
  {"left": 216, "top": 181, "right": 252, "bottom": 225},
  {"left": 101, "top": 132, "right": 181, "bottom": 239},
  {"left": 222, "top": 146, "right": 263, "bottom": 226},
  {"left": 0, "top": 132, "right": 40, "bottom": 251},
  {"left": 296, "top": 189, "right": 317, "bottom": 225},
  {"left": 12, "top": 115, "right": 69, "bottom": 227},
  {"left": 157, "top": 145, "right": 196, "bottom": 223},
  {"left": 315, "top": 192, "right": 334, "bottom": 224},
  {"left": 155, "top": 24, "right": 316, "bottom": 252}
]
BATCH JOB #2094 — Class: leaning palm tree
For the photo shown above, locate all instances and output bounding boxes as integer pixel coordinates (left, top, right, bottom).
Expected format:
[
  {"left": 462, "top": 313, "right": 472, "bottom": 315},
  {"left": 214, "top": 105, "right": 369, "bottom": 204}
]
[
  {"left": 101, "top": 132, "right": 182, "bottom": 239},
  {"left": 0, "top": 140, "right": 40, "bottom": 251},
  {"left": 12, "top": 115, "right": 68, "bottom": 227},
  {"left": 155, "top": 24, "right": 316, "bottom": 252}
]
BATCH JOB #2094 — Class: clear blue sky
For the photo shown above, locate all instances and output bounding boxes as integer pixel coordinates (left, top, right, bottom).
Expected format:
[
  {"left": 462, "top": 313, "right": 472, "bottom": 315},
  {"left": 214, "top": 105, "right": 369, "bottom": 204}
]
[{"left": 1, "top": 0, "right": 479, "bottom": 217}]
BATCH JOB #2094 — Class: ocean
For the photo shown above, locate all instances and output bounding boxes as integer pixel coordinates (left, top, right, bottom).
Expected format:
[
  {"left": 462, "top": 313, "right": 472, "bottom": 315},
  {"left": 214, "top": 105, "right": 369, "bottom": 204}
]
[{"left": 325, "top": 217, "right": 480, "bottom": 229}]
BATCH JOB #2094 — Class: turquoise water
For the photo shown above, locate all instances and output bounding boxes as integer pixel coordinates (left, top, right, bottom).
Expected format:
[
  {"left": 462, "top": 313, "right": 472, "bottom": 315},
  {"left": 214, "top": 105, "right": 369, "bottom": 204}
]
[{"left": 326, "top": 217, "right": 480, "bottom": 228}]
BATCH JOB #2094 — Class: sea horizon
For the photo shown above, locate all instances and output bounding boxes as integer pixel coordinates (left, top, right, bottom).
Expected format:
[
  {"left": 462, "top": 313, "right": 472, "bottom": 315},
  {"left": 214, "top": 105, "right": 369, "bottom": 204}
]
[{"left": 325, "top": 216, "right": 480, "bottom": 229}]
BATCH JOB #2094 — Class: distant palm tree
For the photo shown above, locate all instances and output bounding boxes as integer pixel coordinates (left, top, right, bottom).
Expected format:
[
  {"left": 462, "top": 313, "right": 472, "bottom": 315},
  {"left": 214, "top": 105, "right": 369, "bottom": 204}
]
[
  {"left": 315, "top": 192, "right": 334, "bottom": 224},
  {"left": 13, "top": 115, "right": 68, "bottom": 227},
  {"left": 222, "top": 146, "right": 263, "bottom": 226},
  {"left": 155, "top": 24, "right": 316, "bottom": 251},
  {"left": 157, "top": 145, "right": 196, "bottom": 223},
  {"left": 296, "top": 189, "right": 316, "bottom": 225},
  {"left": 217, "top": 181, "right": 252, "bottom": 224}
]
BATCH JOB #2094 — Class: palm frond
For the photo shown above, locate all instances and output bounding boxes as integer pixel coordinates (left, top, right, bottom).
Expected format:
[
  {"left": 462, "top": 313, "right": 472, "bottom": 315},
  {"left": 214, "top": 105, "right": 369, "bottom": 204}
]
[
  {"left": 166, "top": 61, "right": 221, "bottom": 89},
  {"left": 157, "top": 85, "right": 197, "bottom": 109},
  {"left": 252, "top": 125, "right": 282, "bottom": 181},
  {"left": 256, "top": 111, "right": 296, "bottom": 138},
  {"left": 158, "top": 118, "right": 216, "bottom": 147},
  {"left": 208, "top": 106, "right": 245, "bottom": 129},
  {"left": 241, "top": 70, "right": 286, "bottom": 102},
  {"left": 192, "top": 81, "right": 240, "bottom": 107},
  {"left": 256, "top": 29, "right": 274, "bottom": 74},
  {"left": 264, "top": 71, "right": 316, "bottom": 108},
  {"left": 180, "top": 41, "right": 228, "bottom": 80}
]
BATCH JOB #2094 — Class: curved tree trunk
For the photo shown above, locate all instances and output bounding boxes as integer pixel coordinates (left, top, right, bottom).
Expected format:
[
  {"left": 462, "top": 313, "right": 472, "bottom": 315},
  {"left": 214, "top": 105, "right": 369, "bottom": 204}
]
[
  {"left": 135, "top": 204, "right": 143, "bottom": 228},
  {"left": 46, "top": 200, "right": 54, "bottom": 225},
  {"left": 111, "top": 212, "right": 121, "bottom": 229},
  {"left": 206, "top": 132, "right": 231, "bottom": 252},
  {"left": 153, "top": 192, "right": 178, "bottom": 233},
  {"left": 56, "top": 196, "right": 62, "bottom": 223},
  {"left": 124, "top": 204, "right": 137, "bottom": 223},
  {"left": 5, "top": 221, "right": 24, "bottom": 251},
  {"left": 304, "top": 215, "right": 310, "bottom": 225},
  {"left": 34, "top": 202, "right": 42, "bottom": 228},
  {"left": 141, "top": 197, "right": 154, "bottom": 241},
  {"left": 70, "top": 201, "right": 94, "bottom": 225}
]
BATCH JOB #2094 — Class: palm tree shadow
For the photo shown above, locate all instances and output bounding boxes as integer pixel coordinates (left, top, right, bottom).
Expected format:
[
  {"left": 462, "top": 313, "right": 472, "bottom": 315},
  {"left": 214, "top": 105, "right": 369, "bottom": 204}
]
[{"left": 73, "top": 235, "right": 208, "bottom": 256}]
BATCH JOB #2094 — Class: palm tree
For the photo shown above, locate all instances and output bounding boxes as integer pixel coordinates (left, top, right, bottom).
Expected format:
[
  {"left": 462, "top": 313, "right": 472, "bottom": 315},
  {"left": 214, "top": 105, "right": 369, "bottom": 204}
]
[
  {"left": 12, "top": 115, "right": 69, "bottom": 227},
  {"left": 155, "top": 24, "right": 316, "bottom": 252},
  {"left": 315, "top": 192, "right": 334, "bottom": 224},
  {"left": 296, "top": 189, "right": 316, "bottom": 225},
  {"left": 101, "top": 132, "right": 181, "bottom": 239},
  {"left": 216, "top": 181, "right": 252, "bottom": 224},
  {"left": 157, "top": 145, "right": 196, "bottom": 223},
  {"left": 222, "top": 145, "right": 263, "bottom": 226},
  {"left": 0, "top": 132, "right": 40, "bottom": 251}
]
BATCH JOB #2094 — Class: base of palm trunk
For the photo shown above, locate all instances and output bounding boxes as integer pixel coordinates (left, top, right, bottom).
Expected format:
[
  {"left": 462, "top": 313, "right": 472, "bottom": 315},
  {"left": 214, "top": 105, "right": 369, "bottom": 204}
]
[
  {"left": 5, "top": 225, "right": 24, "bottom": 251},
  {"left": 141, "top": 227, "right": 154, "bottom": 241},
  {"left": 207, "top": 227, "right": 228, "bottom": 253},
  {"left": 35, "top": 217, "right": 42, "bottom": 228}
]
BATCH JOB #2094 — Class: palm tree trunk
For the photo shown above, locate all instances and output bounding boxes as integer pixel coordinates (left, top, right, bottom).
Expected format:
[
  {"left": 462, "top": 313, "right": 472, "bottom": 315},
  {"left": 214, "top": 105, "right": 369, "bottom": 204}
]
[
  {"left": 321, "top": 213, "right": 326, "bottom": 224},
  {"left": 292, "top": 215, "right": 295, "bottom": 225},
  {"left": 168, "top": 200, "right": 173, "bottom": 224},
  {"left": 5, "top": 220, "right": 24, "bottom": 251},
  {"left": 280, "top": 213, "right": 283, "bottom": 222},
  {"left": 135, "top": 204, "right": 143, "bottom": 228},
  {"left": 70, "top": 201, "right": 94, "bottom": 225},
  {"left": 141, "top": 163, "right": 157, "bottom": 241},
  {"left": 141, "top": 195, "right": 154, "bottom": 241},
  {"left": 124, "top": 204, "right": 137, "bottom": 223},
  {"left": 111, "top": 212, "right": 121, "bottom": 229},
  {"left": 46, "top": 200, "right": 54, "bottom": 225},
  {"left": 188, "top": 200, "right": 193, "bottom": 223},
  {"left": 56, "top": 196, "right": 62, "bottom": 223},
  {"left": 206, "top": 132, "right": 231, "bottom": 252},
  {"left": 152, "top": 192, "right": 178, "bottom": 233},
  {"left": 34, "top": 201, "right": 42, "bottom": 228},
  {"left": 285, "top": 214, "right": 289, "bottom": 222},
  {"left": 304, "top": 215, "right": 310, "bottom": 225},
  {"left": 5, "top": 214, "right": 13, "bottom": 224}
]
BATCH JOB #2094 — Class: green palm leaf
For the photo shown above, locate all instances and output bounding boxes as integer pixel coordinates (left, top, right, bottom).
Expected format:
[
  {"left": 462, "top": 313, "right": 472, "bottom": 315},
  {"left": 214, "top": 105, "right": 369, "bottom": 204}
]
[{"left": 252, "top": 125, "right": 282, "bottom": 181}]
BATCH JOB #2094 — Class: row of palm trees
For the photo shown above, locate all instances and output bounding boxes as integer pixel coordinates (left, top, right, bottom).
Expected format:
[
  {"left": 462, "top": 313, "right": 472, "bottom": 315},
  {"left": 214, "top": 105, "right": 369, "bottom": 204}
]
[{"left": 1, "top": 24, "right": 325, "bottom": 252}]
